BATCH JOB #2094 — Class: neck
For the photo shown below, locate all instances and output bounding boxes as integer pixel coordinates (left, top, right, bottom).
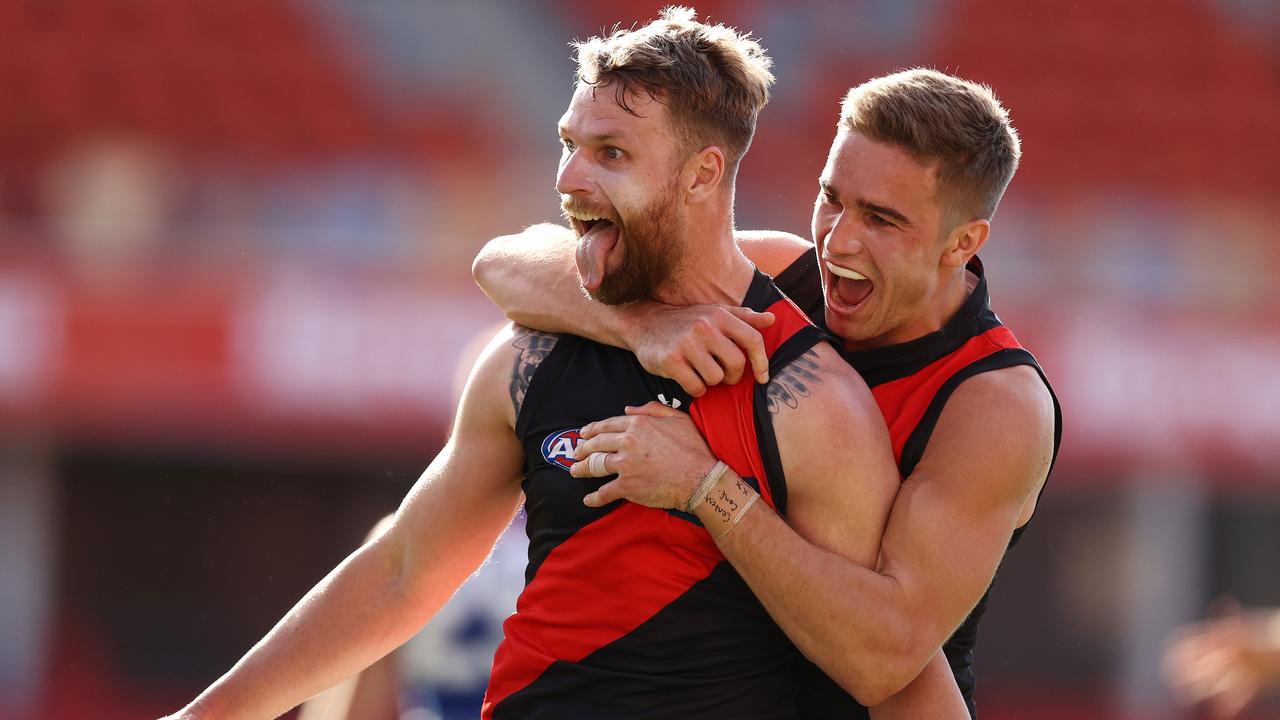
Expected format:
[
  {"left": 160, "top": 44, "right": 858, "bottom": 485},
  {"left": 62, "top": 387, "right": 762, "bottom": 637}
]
[
  {"left": 651, "top": 213, "right": 754, "bottom": 307},
  {"left": 914, "top": 266, "right": 981, "bottom": 339}
]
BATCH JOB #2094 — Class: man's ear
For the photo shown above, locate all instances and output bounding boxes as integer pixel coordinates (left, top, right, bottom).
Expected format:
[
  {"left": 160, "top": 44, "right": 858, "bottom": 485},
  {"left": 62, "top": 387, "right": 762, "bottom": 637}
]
[
  {"left": 683, "top": 145, "right": 725, "bottom": 203},
  {"left": 941, "top": 218, "right": 989, "bottom": 269}
]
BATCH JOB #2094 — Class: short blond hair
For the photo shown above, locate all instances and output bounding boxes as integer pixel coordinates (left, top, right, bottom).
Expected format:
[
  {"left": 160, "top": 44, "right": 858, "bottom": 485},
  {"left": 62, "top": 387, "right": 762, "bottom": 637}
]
[
  {"left": 573, "top": 6, "right": 774, "bottom": 180},
  {"left": 841, "top": 68, "right": 1022, "bottom": 228}
]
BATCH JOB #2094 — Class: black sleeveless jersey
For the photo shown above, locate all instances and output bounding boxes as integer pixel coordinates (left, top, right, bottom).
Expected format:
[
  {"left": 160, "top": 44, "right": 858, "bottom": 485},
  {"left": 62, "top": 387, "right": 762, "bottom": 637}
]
[
  {"left": 482, "top": 270, "right": 829, "bottom": 720},
  {"left": 777, "top": 251, "right": 1063, "bottom": 719}
]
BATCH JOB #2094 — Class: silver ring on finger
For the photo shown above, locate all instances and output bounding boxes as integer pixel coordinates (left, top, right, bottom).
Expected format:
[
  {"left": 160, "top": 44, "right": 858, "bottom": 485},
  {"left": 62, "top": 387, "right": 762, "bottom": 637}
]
[{"left": 588, "top": 451, "right": 611, "bottom": 476}]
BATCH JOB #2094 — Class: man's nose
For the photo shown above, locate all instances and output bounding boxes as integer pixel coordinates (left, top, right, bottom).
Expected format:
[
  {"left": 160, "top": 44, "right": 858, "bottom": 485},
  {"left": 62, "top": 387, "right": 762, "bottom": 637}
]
[
  {"left": 824, "top": 213, "right": 866, "bottom": 257},
  {"left": 555, "top": 149, "right": 590, "bottom": 196}
]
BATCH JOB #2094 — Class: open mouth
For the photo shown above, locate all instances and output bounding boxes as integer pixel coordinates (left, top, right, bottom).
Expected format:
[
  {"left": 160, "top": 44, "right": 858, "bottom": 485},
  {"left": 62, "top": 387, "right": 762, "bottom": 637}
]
[
  {"left": 565, "top": 206, "right": 617, "bottom": 238},
  {"left": 825, "top": 260, "right": 873, "bottom": 310},
  {"left": 579, "top": 217, "right": 615, "bottom": 236},
  {"left": 568, "top": 212, "right": 622, "bottom": 292}
]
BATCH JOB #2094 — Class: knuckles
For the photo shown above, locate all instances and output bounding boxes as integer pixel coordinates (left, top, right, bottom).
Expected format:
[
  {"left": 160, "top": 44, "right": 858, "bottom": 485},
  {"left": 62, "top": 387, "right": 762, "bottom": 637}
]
[{"left": 690, "top": 316, "right": 716, "bottom": 336}]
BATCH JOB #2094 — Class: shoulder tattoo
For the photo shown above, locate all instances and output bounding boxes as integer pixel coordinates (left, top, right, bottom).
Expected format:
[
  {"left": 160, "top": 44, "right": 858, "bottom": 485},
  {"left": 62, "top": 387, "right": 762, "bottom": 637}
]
[
  {"left": 509, "top": 326, "right": 558, "bottom": 416},
  {"left": 765, "top": 347, "right": 822, "bottom": 415}
]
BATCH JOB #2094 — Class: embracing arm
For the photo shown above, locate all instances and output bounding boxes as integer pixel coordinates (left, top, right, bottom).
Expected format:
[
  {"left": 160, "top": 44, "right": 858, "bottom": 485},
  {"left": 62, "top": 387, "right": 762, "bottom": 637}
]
[
  {"left": 574, "top": 354, "right": 1053, "bottom": 707},
  {"left": 732, "top": 230, "right": 813, "bottom": 276},
  {"left": 692, "top": 344, "right": 906, "bottom": 703},
  {"left": 712, "top": 363, "right": 1055, "bottom": 703},
  {"left": 867, "top": 365, "right": 1055, "bottom": 695},
  {"left": 571, "top": 344, "right": 904, "bottom": 703},
  {"left": 473, "top": 224, "right": 810, "bottom": 394},
  {"left": 471, "top": 223, "right": 618, "bottom": 340},
  {"left": 167, "top": 328, "right": 529, "bottom": 720}
]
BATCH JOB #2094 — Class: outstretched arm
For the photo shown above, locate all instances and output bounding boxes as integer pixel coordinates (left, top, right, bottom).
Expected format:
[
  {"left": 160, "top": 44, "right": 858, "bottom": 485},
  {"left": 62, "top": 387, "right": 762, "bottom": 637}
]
[
  {"left": 473, "top": 224, "right": 811, "bottom": 395},
  {"left": 166, "top": 327, "right": 530, "bottom": 720},
  {"left": 295, "top": 516, "right": 401, "bottom": 720}
]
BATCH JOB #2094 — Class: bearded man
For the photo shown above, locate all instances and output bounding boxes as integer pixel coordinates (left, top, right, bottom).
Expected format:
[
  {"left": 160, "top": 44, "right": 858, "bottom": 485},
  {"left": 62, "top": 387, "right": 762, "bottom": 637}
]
[
  {"left": 161, "top": 9, "right": 959, "bottom": 720},
  {"left": 474, "top": 67, "right": 1061, "bottom": 718}
]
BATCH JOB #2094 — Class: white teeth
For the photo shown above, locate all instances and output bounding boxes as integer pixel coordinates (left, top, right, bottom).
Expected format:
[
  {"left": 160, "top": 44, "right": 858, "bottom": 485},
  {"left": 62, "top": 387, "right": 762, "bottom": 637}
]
[
  {"left": 566, "top": 209, "right": 610, "bottom": 222},
  {"left": 826, "top": 262, "right": 867, "bottom": 281}
]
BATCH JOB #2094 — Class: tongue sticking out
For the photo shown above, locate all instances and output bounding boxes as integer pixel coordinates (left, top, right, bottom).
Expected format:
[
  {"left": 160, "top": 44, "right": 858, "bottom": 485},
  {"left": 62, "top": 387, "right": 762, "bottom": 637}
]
[
  {"left": 833, "top": 276, "right": 873, "bottom": 307},
  {"left": 575, "top": 221, "right": 620, "bottom": 291}
]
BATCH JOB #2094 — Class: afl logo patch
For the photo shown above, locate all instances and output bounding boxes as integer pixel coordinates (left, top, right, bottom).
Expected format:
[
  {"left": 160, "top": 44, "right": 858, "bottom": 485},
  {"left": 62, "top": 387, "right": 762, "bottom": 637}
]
[{"left": 541, "top": 429, "right": 583, "bottom": 470}]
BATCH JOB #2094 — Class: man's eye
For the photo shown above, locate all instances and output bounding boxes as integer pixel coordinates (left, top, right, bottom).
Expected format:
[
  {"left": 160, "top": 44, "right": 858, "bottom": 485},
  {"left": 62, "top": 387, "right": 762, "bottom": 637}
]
[
  {"left": 820, "top": 191, "right": 839, "bottom": 205},
  {"left": 868, "top": 213, "right": 893, "bottom": 227},
  {"left": 561, "top": 138, "right": 575, "bottom": 151},
  {"left": 603, "top": 146, "right": 624, "bottom": 161}
]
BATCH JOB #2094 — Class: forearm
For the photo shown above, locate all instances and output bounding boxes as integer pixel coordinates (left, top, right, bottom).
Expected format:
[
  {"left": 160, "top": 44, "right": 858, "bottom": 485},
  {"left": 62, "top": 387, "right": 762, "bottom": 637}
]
[
  {"left": 296, "top": 650, "right": 400, "bottom": 720},
  {"left": 868, "top": 651, "right": 968, "bottom": 720},
  {"left": 178, "top": 540, "right": 427, "bottom": 720},
  {"left": 472, "top": 223, "right": 636, "bottom": 347},
  {"left": 696, "top": 475, "right": 919, "bottom": 705}
]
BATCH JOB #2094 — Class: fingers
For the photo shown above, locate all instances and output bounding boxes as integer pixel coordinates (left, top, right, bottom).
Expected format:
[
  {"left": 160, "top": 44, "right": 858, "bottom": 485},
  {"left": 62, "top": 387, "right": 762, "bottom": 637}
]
[
  {"left": 703, "top": 331, "right": 749, "bottom": 386},
  {"left": 571, "top": 432, "right": 625, "bottom": 467},
  {"left": 669, "top": 366, "right": 708, "bottom": 397},
  {"left": 579, "top": 416, "right": 630, "bottom": 440},
  {"left": 725, "top": 306, "right": 775, "bottom": 330},
  {"left": 689, "top": 350, "right": 727, "bottom": 389},
  {"left": 583, "top": 480, "right": 625, "bottom": 508},
  {"left": 569, "top": 453, "right": 606, "bottom": 478},
  {"left": 625, "top": 401, "right": 680, "bottom": 418},
  {"left": 639, "top": 306, "right": 773, "bottom": 394},
  {"left": 720, "top": 308, "right": 771, "bottom": 384}
]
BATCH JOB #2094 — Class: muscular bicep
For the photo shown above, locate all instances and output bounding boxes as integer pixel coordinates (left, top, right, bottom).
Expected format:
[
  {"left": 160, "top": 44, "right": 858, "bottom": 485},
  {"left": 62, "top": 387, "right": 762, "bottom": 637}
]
[
  {"left": 770, "top": 343, "right": 899, "bottom": 569},
  {"left": 386, "top": 325, "right": 536, "bottom": 606},
  {"left": 733, "top": 230, "right": 812, "bottom": 277},
  {"left": 878, "top": 365, "right": 1055, "bottom": 648}
]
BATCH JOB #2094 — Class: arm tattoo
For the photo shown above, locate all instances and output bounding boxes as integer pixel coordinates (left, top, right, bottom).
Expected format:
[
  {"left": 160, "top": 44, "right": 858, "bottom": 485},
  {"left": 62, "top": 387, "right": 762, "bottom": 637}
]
[
  {"left": 509, "top": 326, "right": 558, "bottom": 416},
  {"left": 765, "top": 347, "right": 822, "bottom": 415}
]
